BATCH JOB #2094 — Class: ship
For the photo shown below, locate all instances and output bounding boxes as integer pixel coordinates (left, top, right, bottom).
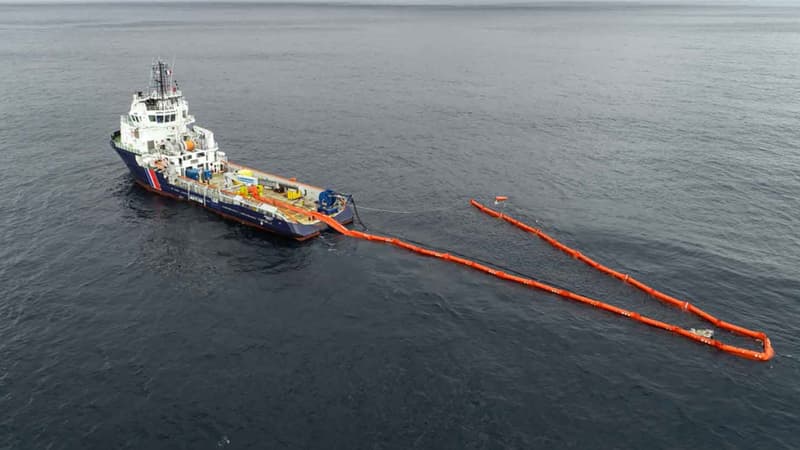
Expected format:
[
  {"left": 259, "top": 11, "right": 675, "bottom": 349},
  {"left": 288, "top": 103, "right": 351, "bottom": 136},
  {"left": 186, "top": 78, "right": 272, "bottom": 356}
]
[{"left": 110, "top": 60, "right": 354, "bottom": 240}]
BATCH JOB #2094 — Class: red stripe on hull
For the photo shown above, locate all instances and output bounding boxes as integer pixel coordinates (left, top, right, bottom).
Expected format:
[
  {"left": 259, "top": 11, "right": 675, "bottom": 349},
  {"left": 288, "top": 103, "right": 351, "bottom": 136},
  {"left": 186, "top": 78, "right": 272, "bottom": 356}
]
[{"left": 146, "top": 169, "right": 162, "bottom": 190}]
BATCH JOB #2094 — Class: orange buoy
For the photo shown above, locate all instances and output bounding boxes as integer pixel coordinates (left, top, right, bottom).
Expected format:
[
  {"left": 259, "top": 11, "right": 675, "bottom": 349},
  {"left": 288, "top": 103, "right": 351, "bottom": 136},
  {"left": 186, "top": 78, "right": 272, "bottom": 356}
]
[
  {"left": 184, "top": 139, "right": 195, "bottom": 151},
  {"left": 495, "top": 195, "right": 508, "bottom": 203}
]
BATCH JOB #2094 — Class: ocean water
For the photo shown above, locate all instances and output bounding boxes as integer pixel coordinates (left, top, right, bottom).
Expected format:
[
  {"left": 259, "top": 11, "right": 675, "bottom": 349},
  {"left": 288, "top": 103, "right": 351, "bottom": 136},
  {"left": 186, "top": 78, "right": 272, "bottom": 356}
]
[{"left": 1, "top": 2, "right": 799, "bottom": 448}]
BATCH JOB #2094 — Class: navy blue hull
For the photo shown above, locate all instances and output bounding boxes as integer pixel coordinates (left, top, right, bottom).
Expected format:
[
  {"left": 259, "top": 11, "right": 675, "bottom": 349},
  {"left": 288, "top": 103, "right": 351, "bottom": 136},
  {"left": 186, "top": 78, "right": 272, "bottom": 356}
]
[{"left": 110, "top": 139, "right": 353, "bottom": 240}]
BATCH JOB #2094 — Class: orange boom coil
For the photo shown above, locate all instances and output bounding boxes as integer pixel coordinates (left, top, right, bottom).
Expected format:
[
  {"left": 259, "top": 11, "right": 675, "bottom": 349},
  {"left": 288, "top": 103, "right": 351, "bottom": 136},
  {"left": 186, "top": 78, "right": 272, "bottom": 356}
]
[
  {"left": 469, "top": 199, "right": 773, "bottom": 361},
  {"left": 243, "top": 189, "right": 772, "bottom": 361}
]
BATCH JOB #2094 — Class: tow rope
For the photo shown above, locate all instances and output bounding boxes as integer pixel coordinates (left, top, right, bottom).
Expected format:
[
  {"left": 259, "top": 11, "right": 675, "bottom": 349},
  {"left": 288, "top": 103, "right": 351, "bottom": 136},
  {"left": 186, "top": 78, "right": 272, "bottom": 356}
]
[{"left": 251, "top": 192, "right": 774, "bottom": 361}]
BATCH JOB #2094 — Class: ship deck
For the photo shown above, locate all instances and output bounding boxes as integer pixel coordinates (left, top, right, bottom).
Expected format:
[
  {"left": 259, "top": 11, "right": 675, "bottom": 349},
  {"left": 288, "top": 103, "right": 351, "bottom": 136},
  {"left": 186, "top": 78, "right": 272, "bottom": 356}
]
[
  {"left": 206, "top": 172, "right": 320, "bottom": 225},
  {"left": 112, "top": 131, "right": 327, "bottom": 226}
]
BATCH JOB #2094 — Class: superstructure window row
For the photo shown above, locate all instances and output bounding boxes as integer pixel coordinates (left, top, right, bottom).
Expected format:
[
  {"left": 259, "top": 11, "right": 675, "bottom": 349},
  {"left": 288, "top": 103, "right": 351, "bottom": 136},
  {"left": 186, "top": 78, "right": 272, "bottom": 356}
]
[{"left": 148, "top": 113, "right": 177, "bottom": 123}]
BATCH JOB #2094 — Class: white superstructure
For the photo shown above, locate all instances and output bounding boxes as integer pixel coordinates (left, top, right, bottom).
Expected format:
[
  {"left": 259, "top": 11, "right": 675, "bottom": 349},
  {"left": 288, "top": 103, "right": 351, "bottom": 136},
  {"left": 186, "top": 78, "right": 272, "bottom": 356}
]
[{"left": 118, "top": 60, "right": 226, "bottom": 180}]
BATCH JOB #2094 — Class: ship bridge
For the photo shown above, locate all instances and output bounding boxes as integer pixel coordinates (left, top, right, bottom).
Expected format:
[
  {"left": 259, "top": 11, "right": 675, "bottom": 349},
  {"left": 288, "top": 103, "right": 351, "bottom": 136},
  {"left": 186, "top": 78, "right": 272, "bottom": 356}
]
[{"left": 120, "top": 60, "right": 199, "bottom": 155}]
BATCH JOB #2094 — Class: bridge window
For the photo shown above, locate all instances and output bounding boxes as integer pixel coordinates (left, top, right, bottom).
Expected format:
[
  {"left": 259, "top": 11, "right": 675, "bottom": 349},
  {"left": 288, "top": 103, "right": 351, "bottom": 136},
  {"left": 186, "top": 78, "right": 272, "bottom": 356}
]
[{"left": 149, "top": 115, "right": 155, "bottom": 122}]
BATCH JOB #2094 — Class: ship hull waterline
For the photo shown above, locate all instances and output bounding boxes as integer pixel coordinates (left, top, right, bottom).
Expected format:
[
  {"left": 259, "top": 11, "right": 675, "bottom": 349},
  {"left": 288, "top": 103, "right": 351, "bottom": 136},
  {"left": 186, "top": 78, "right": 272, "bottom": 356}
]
[{"left": 111, "top": 141, "right": 354, "bottom": 241}]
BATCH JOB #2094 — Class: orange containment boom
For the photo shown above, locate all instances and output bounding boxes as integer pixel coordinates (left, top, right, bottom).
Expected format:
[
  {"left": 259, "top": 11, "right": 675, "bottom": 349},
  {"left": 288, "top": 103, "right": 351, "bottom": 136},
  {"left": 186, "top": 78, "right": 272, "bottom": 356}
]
[
  {"left": 469, "top": 199, "right": 774, "bottom": 361},
  {"left": 244, "top": 189, "right": 772, "bottom": 361}
]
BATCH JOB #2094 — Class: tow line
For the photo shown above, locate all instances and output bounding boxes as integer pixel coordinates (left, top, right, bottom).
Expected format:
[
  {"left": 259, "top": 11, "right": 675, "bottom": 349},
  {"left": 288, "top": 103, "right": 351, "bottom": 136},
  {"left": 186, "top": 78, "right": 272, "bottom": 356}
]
[{"left": 253, "top": 192, "right": 774, "bottom": 361}]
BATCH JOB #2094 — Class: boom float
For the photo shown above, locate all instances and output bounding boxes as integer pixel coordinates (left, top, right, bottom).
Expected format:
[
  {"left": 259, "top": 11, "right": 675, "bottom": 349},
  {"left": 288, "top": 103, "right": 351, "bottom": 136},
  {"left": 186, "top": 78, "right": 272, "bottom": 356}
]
[{"left": 260, "top": 191, "right": 772, "bottom": 361}]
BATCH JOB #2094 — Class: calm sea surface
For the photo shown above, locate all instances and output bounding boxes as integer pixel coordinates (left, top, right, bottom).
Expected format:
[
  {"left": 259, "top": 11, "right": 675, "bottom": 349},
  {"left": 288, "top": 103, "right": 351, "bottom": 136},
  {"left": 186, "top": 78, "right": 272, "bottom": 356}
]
[{"left": 0, "top": 2, "right": 799, "bottom": 448}]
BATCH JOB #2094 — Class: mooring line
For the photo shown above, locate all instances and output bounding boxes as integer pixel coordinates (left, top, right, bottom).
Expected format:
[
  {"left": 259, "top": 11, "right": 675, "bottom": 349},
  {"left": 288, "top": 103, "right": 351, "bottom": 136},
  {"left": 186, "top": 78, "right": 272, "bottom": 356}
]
[{"left": 355, "top": 205, "right": 458, "bottom": 214}]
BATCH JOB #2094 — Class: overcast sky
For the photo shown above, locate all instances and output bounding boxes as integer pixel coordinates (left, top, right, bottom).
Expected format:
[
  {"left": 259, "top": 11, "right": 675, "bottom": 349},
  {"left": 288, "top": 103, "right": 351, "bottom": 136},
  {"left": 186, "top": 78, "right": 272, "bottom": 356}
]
[
  {"left": 0, "top": 0, "right": 769, "bottom": 3},
  {"left": 0, "top": 0, "right": 786, "bottom": 8}
]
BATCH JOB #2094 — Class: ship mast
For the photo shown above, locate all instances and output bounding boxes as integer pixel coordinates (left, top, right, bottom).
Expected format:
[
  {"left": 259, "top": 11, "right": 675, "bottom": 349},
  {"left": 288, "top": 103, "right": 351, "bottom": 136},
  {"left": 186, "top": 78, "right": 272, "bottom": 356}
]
[
  {"left": 149, "top": 59, "right": 174, "bottom": 100},
  {"left": 158, "top": 60, "right": 166, "bottom": 98}
]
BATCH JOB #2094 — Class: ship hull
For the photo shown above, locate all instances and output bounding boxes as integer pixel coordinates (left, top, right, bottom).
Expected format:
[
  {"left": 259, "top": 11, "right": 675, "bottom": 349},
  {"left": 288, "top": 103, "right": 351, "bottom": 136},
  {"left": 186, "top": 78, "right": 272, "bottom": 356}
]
[{"left": 111, "top": 141, "right": 353, "bottom": 240}]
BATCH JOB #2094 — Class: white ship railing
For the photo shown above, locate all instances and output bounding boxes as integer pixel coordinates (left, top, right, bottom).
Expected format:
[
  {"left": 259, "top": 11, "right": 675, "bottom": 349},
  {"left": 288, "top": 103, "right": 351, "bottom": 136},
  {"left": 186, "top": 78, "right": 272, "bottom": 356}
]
[{"left": 176, "top": 176, "right": 290, "bottom": 222}]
